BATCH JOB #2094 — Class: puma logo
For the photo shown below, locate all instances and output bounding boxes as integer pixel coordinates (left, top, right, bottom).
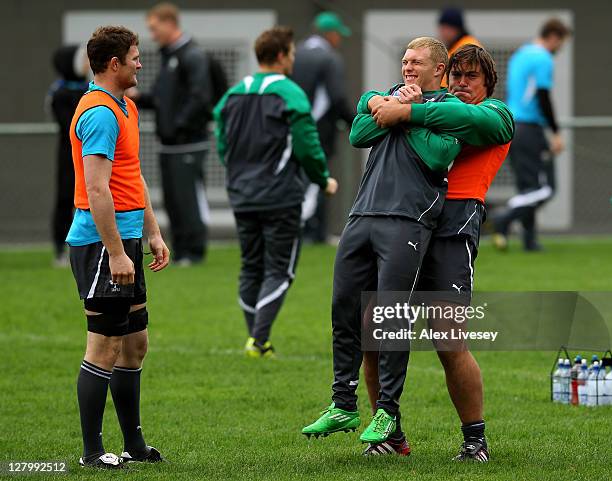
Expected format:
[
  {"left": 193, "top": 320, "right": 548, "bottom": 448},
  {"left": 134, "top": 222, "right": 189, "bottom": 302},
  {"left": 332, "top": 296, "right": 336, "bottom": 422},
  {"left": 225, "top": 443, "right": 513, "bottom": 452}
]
[
  {"left": 407, "top": 241, "right": 419, "bottom": 251},
  {"left": 452, "top": 283, "right": 463, "bottom": 293}
]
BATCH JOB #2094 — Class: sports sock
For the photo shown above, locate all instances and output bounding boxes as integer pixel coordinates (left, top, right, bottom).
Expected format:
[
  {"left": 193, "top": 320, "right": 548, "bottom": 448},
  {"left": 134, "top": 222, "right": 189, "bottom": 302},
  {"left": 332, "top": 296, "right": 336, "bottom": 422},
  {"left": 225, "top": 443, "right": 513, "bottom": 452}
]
[
  {"left": 110, "top": 366, "right": 147, "bottom": 453},
  {"left": 77, "top": 360, "right": 111, "bottom": 459},
  {"left": 461, "top": 420, "right": 486, "bottom": 444}
]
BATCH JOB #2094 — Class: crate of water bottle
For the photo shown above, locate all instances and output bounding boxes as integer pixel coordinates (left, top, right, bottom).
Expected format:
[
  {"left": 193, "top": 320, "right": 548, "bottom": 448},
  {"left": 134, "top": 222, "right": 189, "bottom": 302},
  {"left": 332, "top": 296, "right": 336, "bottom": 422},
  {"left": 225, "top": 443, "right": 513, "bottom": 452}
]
[{"left": 550, "top": 346, "right": 612, "bottom": 407}]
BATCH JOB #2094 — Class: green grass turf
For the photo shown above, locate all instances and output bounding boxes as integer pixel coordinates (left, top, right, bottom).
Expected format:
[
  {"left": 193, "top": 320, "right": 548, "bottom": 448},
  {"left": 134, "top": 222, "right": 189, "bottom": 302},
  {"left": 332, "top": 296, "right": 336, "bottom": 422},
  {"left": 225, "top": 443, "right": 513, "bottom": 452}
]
[{"left": 1, "top": 237, "right": 612, "bottom": 480}]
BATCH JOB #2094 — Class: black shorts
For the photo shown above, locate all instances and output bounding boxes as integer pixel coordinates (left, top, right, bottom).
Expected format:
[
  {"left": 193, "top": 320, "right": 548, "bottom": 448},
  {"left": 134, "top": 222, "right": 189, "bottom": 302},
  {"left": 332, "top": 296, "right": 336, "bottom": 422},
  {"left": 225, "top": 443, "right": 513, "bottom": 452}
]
[
  {"left": 69, "top": 238, "right": 147, "bottom": 303},
  {"left": 417, "top": 200, "right": 483, "bottom": 305}
]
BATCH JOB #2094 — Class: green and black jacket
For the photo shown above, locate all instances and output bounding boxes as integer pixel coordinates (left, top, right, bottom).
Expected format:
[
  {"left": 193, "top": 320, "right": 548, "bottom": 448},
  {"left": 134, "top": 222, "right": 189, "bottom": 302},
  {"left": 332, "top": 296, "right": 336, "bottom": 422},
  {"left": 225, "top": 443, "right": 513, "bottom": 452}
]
[
  {"left": 213, "top": 72, "right": 329, "bottom": 212},
  {"left": 349, "top": 85, "right": 461, "bottom": 229}
]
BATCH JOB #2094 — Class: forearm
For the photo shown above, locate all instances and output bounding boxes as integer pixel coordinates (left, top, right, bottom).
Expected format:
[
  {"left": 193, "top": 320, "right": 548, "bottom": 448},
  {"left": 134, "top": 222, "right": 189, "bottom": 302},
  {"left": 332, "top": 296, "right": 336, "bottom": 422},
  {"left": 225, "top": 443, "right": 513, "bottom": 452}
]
[
  {"left": 357, "top": 90, "right": 386, "bottom": 114},
  {"left": 290, "top": 113, "right": 329, "bottom": 187},
  {"left": 537, "top": 89, "right": 559, "bottom": 133},
  {"left": 142, "top": 176, "right": 161, "bottom": 237},
  {"left": 406, "top": 127, "right": 462, "bottom": 171},
  {"left": 349, "top": 113, "right": 389, "bottom": 148},
  {"left": 410, "top": 102, "right": 514, "bottom": 145},
  {"left": 88, "top": 187, "right": 124, "bottom": 256}
]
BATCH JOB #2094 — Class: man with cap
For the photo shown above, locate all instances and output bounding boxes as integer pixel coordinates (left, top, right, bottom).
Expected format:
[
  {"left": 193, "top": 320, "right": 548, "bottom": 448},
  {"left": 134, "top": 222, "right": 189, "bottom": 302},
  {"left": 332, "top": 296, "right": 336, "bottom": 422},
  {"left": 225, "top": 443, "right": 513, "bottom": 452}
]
[
  {"left": 292, "top": 11, "right": 355, "bottom": 243},
  {"left": 438, "top": 7, "right": 481, "bottom": 87}
]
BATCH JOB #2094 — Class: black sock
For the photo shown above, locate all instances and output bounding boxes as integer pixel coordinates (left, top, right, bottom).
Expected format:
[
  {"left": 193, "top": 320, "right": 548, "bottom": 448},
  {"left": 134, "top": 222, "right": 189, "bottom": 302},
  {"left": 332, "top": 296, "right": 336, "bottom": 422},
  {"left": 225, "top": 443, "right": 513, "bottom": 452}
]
[
  {"left": 77, "top": 360, "right": 111, "bottom": 459},
  {"left": 110, "top": 366, "right": 147, "bottom": 453},
  {"left": 389, "top": 411, "right": 404, "bottom": 441},
  {"left": 461, "top": 420, "right": 486, "bottom": 445}
]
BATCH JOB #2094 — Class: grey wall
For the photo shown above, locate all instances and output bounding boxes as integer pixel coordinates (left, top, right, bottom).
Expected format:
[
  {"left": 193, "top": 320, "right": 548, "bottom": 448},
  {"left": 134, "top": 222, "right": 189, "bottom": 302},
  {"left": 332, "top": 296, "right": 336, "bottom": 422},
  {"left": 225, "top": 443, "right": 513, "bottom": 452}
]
[{"left": 2, "top": 0, "right": 611, "bottom": 243}]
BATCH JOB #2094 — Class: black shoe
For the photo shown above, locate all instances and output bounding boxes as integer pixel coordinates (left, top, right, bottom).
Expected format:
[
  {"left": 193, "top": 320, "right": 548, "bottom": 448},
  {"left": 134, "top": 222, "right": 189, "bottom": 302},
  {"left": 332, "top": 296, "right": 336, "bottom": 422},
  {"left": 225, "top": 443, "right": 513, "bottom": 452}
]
[
  {"left": 453, "top": 439, "right": 489, "bottom": 462},
  {"left": 120, "top": 446, "right": 164, "bottom": 463},
  {"left": 362, "top": 436, "right": 411, "bottom": 456},
  {"left": 79, "top": 452, "right": 126, "bottom": 469},
  {"left": 524, "top": 242, "right": 543, "bottom": 252}
]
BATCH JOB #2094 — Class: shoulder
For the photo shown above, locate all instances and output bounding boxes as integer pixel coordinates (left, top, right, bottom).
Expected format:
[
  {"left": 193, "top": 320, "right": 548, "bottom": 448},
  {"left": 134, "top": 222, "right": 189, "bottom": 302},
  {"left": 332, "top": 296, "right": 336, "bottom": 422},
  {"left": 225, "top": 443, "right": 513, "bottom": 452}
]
[
  {"left": 76, "top": 105, "right": 119, "bottom": 141},
  {"left": 483, "top": 97, "right": 509, "bottom": 108},
  {"left": 181, "top": 41, "right": 207, "bottom": 62},
  {"left": 442, "top": 93, "right": 461, "bottom": 103},
  {"left": 269, "top": 77, "right": 307, "bottom": 98},
  {"left": 77, "top": 105, "right": 118, "bottom": 128},
  {"left": 482, "top": 98, "right": 513, "bottom": 116},
  {"left": 528, "top": 45, "right": 553, "bottom": 65},
  {"left": 458, "top": 35, "right": 481, "bottom": 48},
  {"left": 271, "top": 77, "right": 311, "bottom": 112}
]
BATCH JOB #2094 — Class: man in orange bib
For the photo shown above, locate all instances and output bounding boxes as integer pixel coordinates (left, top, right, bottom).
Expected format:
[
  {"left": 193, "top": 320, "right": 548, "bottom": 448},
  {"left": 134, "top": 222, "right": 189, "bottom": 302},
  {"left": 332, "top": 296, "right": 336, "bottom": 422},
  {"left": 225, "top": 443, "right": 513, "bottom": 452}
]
[{"left": 66, "top": 26, "right": 169, "bottom": 469}]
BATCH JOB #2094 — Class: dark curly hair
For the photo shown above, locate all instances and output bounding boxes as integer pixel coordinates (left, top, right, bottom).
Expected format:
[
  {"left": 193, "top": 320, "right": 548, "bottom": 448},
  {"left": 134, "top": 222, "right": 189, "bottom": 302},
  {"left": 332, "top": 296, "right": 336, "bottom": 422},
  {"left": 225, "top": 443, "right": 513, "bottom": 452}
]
[
  {"left": 447, "top": 44, "right": 498, "bottom": 97},
  {"left": 87, "top": 26, "right": 139, "bottom": 74}
]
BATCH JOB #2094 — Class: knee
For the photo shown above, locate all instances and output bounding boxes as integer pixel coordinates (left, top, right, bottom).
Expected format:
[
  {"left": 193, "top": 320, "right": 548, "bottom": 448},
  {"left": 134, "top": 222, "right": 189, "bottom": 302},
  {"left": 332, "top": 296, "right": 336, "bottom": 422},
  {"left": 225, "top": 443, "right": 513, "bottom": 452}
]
[
  {"left": 87, "top": 335, "right": 123, "bottom": 367},
  {"left": 132, "top": 336, "right": 148, "bottom": 362},
  {"left": 437, "top": 350, "right": 477, "bottom": 373}
]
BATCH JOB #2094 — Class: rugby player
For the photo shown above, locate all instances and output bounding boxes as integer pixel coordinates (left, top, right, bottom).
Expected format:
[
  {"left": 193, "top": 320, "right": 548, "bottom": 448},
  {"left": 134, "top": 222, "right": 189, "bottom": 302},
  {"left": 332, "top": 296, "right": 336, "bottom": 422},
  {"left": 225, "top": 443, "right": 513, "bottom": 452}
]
[
  {"left": 66, "top": 26, "right": 169, "bottom": 468},
  {"left": 213, "top": 27, "right": 337, "bottom": 358},
  {"left": 361, "top": 44, "right": 513, "bottom": 461},
  {"left": 302, "top": 37, "right": 462, "bottom": 444}
]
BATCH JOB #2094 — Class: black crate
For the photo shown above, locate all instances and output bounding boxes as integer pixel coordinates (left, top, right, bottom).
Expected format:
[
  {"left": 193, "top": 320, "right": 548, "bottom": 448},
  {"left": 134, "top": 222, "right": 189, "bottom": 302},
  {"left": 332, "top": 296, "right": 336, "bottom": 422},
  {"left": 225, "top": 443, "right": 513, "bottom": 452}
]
[{"left": 550, "top": 346, "right": 612, "bottom": 406}]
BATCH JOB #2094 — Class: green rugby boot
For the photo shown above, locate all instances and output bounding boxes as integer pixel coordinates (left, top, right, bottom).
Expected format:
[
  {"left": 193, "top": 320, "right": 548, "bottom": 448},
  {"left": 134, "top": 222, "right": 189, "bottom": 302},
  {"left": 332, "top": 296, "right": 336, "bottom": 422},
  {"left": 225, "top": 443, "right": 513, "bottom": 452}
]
[
  {"left": 360, "top": 409, "right": 396, "bottom": 444},
  {"left": 302, "top": 403, "right": 360, "bottom": 438}
]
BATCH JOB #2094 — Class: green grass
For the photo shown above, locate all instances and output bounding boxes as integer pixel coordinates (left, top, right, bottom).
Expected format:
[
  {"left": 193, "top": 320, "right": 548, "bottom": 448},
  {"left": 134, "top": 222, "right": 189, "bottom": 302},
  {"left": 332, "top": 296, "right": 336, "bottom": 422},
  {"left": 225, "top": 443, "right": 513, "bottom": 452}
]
[{"left": 1, "top": 237, "right": 612, "bottom": 480}]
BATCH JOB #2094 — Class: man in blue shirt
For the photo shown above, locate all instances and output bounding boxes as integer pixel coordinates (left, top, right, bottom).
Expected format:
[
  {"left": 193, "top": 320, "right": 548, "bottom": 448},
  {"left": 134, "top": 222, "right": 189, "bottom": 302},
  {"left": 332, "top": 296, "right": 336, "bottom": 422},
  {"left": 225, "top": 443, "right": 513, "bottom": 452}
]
[
  {"left": 493, "top": 18, "right": 570, "bottom": 251},
  {"left": 68, "top": 26, "right": 170, "bottom": 469}
]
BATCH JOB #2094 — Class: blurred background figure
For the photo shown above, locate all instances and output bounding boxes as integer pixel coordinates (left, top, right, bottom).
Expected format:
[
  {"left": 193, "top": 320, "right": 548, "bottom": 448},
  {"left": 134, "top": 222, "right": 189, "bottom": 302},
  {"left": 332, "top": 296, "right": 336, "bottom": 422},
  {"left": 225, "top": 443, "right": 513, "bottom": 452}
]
[
  {"left": 292, "top": 11, "right": 354, "bottom": 243},
  {"left": 437, "top": 7, "right": 481, "bottom": 87},
  {"left": 133, "top": 2, "right": 220, "bottom": 265},
  {"left": 48, "top": 45, "right": 89, "bottom": 266},
  {"left": 493, "top": 18, "right": 571, "bottom": 251}
]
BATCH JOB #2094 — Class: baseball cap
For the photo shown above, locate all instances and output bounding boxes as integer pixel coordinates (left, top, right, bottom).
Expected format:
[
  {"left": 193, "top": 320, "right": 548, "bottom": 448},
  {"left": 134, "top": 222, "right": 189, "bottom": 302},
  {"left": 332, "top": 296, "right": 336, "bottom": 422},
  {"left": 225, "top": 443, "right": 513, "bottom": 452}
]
[
  {"left": 314, "top": 12, "right": 351, "bottom": 37},
  {"left": 438, "top": 7, "right": 465, "bottom": 30}
]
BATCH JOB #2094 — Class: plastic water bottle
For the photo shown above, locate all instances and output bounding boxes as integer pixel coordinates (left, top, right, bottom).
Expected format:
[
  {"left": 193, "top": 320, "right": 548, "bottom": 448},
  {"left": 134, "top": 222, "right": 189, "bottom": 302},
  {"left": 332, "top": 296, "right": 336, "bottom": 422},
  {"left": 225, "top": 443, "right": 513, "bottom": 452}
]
[
  {"left": 589, "top": 355, "right": 599, "bottom": 375},
  {"left": 597, "top": 363, "right": 607, "bottom": 406},
  {"left": 587, "top": 361, "right": 601, "bottom": 407},
  {"left": 561, "top": 359, "right": 571, "bottom": 404},
  {"left": 577, "top": 359, "right": 589, "bottom": 405},
  {"left": 570, "top": 355, "right": 582, "bottom": 405},
  {"left": 552, "top": 358, "right": 563, "bottom": 402},
  {"left": 604, "top": 365, "right": 612, "bottom": 406}
]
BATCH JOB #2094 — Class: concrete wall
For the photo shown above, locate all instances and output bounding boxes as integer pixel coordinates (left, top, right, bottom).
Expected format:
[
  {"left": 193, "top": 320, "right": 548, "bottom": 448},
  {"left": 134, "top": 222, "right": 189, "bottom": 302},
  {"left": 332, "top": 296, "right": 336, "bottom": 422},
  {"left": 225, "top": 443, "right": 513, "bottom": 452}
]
[{"left": 2, "top": 0, "right": 611, "bottom": 243}]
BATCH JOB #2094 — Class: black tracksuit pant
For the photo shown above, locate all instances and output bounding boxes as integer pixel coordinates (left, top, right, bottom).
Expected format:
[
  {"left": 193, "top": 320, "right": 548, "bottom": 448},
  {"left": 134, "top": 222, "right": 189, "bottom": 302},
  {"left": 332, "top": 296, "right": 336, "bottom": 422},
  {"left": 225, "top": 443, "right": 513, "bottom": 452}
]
[
  {"left": 495, "top": 123, "right": 555, "bottom": 248},
  {"left": 235, "top": 205, "right": 302, "bottom": 344},
  {"left": 331, "top": 215, "right": 431, "bottom": 415},
  {"left": 160, "top": 150, "right": 209, "bottom": 262},
  {"left": 53, "top": 132, "right": 75, "bottom": 257}
]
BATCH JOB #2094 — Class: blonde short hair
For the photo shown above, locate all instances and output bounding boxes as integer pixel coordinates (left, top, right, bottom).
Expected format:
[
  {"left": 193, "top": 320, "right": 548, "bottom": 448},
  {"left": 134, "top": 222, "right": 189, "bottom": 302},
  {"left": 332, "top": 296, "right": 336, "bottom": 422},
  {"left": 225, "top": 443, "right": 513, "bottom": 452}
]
[
  {"left": 406, "top": 37, "right": 448, "bottom": 70},
  {"left": 147, "top": 2, "right": 180, "bottom": 25}
]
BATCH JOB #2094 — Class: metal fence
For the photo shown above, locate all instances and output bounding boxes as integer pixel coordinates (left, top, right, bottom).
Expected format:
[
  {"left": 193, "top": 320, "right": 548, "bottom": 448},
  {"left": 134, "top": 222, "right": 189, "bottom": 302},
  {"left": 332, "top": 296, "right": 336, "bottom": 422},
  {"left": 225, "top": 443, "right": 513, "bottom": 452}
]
[{"left": 2, "top": 108, "right": 612, "bottom": 247}]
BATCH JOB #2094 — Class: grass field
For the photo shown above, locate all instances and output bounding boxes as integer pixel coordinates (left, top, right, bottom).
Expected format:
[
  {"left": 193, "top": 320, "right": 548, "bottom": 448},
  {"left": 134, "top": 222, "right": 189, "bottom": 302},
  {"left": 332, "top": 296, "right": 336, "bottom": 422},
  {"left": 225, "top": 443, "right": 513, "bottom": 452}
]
[{"left": 1, "top": 237, "right": 612, "bottom": 480}]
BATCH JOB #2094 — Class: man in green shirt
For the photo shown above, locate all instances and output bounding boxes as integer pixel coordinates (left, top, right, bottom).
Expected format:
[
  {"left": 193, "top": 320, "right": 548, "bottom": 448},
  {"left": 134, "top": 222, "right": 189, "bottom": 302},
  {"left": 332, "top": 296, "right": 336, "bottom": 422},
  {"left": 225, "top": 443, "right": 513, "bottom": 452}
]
[
  {"left": 302, "top": 37, "right": 461, "bottom": 444},
  {"left": 213, "top": 27, "right": 337, "bottom": 358}
]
